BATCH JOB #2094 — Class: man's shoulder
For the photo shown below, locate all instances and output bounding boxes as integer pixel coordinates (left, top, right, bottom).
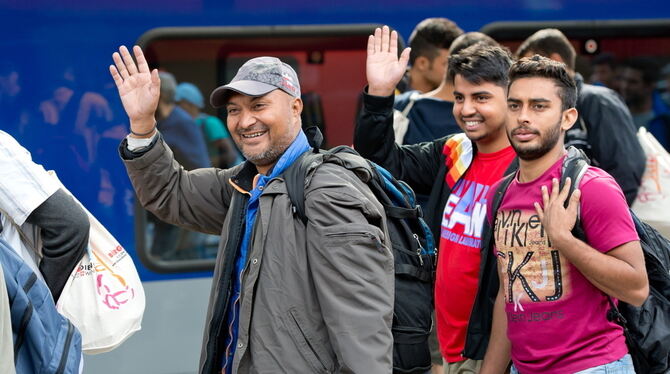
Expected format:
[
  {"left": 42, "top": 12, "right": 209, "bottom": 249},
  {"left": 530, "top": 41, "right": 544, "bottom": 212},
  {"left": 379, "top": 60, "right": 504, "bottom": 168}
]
[{"left": 578, "top": 166, "right": 623, "bottom": 197}]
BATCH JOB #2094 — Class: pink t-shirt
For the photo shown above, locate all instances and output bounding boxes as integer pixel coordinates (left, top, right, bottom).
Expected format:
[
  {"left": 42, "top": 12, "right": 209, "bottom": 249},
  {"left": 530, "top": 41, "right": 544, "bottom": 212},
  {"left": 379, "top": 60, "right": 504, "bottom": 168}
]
[{"left": 487, "top": 156, "right": 638, "bottom": 374}]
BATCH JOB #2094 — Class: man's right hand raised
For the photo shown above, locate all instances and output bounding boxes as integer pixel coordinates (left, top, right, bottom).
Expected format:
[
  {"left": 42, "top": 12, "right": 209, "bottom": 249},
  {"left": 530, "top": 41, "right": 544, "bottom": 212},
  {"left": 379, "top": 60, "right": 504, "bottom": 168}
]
[
  {"left": 366, "top": 25, "right": 411, "bottom": 97},
  {"left": 109, "top": 45, "right": 160, "bottom": 138}
]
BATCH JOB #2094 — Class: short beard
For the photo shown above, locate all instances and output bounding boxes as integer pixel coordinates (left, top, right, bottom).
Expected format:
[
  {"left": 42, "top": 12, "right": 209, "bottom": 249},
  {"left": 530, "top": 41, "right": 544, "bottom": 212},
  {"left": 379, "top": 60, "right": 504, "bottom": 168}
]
[
  {"left": 243, "top": 146, "right": 286, "bottom": 167},
  {"left": 510, "top": 120, "right": 562, "bottom": 161}
]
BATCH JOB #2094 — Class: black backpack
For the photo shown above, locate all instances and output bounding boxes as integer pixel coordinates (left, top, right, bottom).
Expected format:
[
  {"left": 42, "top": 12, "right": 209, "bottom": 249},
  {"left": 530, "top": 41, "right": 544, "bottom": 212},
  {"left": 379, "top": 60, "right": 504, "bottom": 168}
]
[
  {"left": 283, "top": 127, "right": 436, "bottom": 374},
  {"left": 490, "top": 147, "right": 670, "bottom": 374}
]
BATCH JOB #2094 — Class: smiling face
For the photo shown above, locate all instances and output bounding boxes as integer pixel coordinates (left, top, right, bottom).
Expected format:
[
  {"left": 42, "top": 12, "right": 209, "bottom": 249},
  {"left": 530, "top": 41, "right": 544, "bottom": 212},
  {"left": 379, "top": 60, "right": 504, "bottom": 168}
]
[
  {"left": 506, "top": 76, "right": 577, "bottom": 161},
  {"left": 452, "top": 74, "right": 508, "bottom": 151},
  {"left": 225, "top": 89, "right": 302, "bottom": 171}
]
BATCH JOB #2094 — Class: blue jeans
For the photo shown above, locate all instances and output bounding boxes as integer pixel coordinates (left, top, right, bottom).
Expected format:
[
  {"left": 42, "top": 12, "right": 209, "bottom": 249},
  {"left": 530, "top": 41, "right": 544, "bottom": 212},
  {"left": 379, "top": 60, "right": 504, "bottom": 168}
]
[{"left": 510, "top": 354, "right": 635, "bottom": 374}]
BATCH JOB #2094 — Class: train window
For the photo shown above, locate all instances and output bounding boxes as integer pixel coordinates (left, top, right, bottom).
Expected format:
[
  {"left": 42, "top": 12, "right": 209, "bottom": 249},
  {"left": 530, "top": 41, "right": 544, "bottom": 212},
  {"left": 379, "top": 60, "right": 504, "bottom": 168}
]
[{"left": 135, "top": 24, "right": 390, "bottom": 272}]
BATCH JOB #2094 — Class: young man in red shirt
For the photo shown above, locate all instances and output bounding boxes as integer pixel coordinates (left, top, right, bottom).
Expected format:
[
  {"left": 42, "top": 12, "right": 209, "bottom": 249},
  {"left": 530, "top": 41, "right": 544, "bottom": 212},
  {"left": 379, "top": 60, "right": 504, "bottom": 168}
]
[{"left": 356, "top": 26, "right": 517, "bottom": 373}]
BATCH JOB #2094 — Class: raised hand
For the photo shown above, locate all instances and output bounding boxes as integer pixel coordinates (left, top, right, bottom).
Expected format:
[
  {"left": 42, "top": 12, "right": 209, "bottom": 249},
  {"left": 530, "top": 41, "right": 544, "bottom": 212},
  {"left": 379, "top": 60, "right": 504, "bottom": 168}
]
[
  {"left": 534, "top": 177, "right": 581, "bottom": 248},
  {"left": 366, "top": 25, "right": 411, "bottom": 97},
  {"left": 109, "top": 45, "right": 160, "bottom": 136}
]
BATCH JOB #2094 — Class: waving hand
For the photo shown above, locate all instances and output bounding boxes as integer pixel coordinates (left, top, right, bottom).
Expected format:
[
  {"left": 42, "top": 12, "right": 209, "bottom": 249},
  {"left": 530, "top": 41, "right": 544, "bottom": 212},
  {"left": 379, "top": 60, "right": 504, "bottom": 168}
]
[
  {"left": 109, "top": 45, "right": 160, "bottom": 136},
  {"left": 366, "top": 26, "right": 411, "bottom": 97}
]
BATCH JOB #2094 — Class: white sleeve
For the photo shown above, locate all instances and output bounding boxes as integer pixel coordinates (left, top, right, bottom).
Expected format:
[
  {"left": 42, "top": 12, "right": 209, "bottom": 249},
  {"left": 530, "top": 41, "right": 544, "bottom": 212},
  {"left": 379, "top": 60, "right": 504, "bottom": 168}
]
[
  {"left": 0, "top": 131, "right": 59, "bottom": 225},
  {"left": 126, "top": 132, "right": 158, "bottom": 151}
]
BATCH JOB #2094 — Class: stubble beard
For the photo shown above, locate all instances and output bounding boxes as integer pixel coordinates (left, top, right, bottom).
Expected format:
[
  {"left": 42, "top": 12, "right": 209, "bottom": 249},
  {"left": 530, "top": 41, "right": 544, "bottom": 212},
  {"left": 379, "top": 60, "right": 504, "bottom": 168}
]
[{"left": 510, "top": 119, "right": 562, "bottom": 161}]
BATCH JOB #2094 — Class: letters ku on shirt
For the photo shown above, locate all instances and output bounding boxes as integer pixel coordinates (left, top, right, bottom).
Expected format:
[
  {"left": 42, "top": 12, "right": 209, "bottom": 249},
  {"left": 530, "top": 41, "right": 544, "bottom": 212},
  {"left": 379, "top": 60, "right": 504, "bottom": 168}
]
[{"left": 494, "top": 208, "right": 570, "bottom": 315}]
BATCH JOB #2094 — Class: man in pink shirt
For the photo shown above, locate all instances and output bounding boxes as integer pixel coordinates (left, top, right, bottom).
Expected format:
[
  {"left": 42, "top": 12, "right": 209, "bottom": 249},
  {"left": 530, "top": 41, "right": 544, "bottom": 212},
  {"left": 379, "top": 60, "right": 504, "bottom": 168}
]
[{"left": 480, "top": 55, "right": 649, "bottom": 374}]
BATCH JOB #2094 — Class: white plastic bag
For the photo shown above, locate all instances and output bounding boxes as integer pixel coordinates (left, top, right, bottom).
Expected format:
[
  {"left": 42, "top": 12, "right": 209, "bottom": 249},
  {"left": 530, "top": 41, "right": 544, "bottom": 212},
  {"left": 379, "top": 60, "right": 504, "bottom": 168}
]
[
  {"left": 631, "top": 127, "right": 670, "bottom": 238},
  {"left": 392, "top": 91, "right": 420, "bottom": 145},
  {"left": 49, "top": 172, "right": 145, "bottom": 354}
]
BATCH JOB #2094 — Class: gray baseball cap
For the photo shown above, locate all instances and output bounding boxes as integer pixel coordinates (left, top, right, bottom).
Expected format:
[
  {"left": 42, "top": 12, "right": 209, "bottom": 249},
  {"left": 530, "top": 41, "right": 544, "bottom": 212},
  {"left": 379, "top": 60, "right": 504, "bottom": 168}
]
[{"left": 210, "top": 56, "right": 301, "bottom": 108}]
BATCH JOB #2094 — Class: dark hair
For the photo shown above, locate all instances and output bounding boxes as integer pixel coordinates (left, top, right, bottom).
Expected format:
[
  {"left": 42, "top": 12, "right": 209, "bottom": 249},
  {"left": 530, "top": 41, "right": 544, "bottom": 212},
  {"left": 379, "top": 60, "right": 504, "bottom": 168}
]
[
  {"left": 447, "top": 44, "right": 513, "bottom": 88},
  {"left": 408, "top": 18, "right": 464, "bottom": 65},
  {"left": 592, "top": 53, "right": 616, "bottom": 68},
  {"left": 516, "top": 28, "right": 576, "bottom": 70},
  {"left": 449, "top": 32, "right": 498, "bottom": 56},
  {"left": 508, "top": 55, "right": 577, "bottom": 111},
  {"left": 622, "top": 56, "right": 661, "bottom": 85}
]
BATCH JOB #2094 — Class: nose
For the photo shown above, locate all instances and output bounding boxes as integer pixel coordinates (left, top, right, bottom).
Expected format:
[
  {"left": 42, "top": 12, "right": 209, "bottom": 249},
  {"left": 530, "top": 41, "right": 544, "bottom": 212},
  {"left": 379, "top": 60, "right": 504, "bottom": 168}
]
[
  {"left": 460, "top": 97, "right": 476, "bottom": 117},
  {"left": 516, "top": 105, "right": 531, "bottom": 124},
  {"left": 238, "top": 108, "right": 257, "bottom": 129}
]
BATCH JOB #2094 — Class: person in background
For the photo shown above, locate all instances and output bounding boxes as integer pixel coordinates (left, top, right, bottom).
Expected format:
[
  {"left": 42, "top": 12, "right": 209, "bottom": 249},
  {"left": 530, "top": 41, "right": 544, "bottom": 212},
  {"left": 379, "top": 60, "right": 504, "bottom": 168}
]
[
  {"left": 620, "top": 57, "right": 670, "bottom": 149},
  {"left": 147, "top": 72, "right": 212, "bottom": 259},
  {"left": 401, "top": 17, "right": 464, "bottom": 94},
  {"left": 589, "top": 53, "right": 619, "bottom": 90},
  {"left": 176, "top": 82, "right": 241, "bottom": 168},
  {"left": 155, "top": 72, "right": 210, "bottom": 170},
  {"left": 516, "top": 28, "right": 645, "bottom": 205}
]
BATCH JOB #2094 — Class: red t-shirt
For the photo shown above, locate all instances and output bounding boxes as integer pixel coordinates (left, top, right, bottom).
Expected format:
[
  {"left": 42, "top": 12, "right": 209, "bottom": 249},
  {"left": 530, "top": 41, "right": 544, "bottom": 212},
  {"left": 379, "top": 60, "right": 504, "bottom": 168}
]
[
  {"left": 435, "top": 146, "right": 516, "bottom": 362},
  {"left": 487, "top": 156, "right": 637, "bottom": 373}
]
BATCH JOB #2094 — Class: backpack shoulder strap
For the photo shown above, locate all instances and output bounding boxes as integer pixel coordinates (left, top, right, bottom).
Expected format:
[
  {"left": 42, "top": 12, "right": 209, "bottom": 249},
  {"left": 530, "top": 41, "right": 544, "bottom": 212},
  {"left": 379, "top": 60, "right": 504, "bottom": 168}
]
[
  {"left": 401, "top": 91, "right": 421, "bottom": 116},
  {"left": 283, "top": 126, "right": 326, "bottom": 225},
  {"left": 283, "top": 152, "right": 320, "bottom": 225},
  {"left": 560, "top": 146, "right": 591, "bottom": 240},
  {"left": 492, "top": 173, "right": 516, "bottom": 219}
]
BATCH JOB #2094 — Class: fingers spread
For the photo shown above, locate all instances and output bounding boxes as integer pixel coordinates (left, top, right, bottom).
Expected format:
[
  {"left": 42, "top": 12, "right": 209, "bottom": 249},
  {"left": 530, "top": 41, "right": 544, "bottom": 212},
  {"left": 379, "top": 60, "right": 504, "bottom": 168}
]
[
  {"left": 373, "top": 27, "right": 381, "bottom": 53},
  {"left": 570, "top": 189, "right": 581, "bottom": 208},
  {"left": 367, "top": 35, "right": 375, "bottom": 56},
  {"left": 541, "top": 185, "right": 549, "bottom": 206},
  {"left": 534, "top": 202, "right": 544, "bottom": 219},
  {"left": 134, "top": 45, "right": 150, "bottom": 74},
  {"left": 112, "top": 51, "right": 129, "bottom": 80},
  {"left": 151, "top": 69, "right": 161, "bottom": 91},
  {"left": 120, "top": 45, "right": 139, "bottom": 75},
  {"left": 109, "top": 65, "right": 123, "bottom": 88},
  {"left": 399, "top": 47, "right": 411, "bottom": 67},
  {"left": 381, "top": 25, "right": 390, "bottom": 53},
  {"left": 551, "top": 178, "right": 560, "bottom": 199},
  {"left": 559, "top": 177, "right": 572, "bottom": 202},
  {"left": 389, "top": 30, "right": 398, "bottom": 57}
]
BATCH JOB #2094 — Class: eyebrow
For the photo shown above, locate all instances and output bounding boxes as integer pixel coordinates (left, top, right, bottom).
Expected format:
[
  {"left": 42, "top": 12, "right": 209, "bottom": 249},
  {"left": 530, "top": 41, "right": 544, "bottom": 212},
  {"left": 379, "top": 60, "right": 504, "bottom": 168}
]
[
  {"left": 453, "top": 90, "right": 493, "bottom": 96},
  {"left": 506, "top": 98, "right": 551, "bottom": 103}
]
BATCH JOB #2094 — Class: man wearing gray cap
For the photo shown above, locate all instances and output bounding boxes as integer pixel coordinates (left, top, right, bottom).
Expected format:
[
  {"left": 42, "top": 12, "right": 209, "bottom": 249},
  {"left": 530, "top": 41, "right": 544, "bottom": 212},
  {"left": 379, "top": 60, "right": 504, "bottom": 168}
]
[{"left": 110, "top": 46, "right": 394, "bottom": 374}]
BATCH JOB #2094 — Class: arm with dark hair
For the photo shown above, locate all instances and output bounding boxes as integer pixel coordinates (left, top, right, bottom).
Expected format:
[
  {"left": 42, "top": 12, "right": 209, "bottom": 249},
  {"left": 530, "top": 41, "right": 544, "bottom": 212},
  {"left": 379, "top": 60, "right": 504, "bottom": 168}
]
[
  {"left": 578, "top": 85, "right": 645, "bottom": 205},
  {"left": 26, "top": 189, "right": 89, "bottom": 301}
]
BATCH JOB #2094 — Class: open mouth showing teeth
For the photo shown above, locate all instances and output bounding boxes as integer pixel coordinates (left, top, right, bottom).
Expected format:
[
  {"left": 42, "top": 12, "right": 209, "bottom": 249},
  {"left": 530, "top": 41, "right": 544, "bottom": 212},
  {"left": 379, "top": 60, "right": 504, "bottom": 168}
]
[
  {"left": 465, "top": 121, "right": 481, "bottom": 126},
  {"left": 241, "top": 131, "right": 266, "bottom": 138}
]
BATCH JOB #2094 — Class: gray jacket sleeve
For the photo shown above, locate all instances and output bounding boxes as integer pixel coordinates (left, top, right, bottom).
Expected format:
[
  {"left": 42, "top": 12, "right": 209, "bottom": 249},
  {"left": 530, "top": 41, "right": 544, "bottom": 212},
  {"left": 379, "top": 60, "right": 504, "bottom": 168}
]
[
  {"left": 26, "top": 189, "right": 89, "bottom": 301},
  {"left": 303, "top": 164, "right": 394, "bottom": 374},
  {"left": 121, "top": 136, "right": 235, "bottom": 235}
]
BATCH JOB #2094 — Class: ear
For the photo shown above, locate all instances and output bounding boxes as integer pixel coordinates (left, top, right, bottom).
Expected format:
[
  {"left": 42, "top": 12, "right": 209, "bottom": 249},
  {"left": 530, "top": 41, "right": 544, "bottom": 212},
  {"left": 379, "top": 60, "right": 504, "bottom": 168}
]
[
  {"left": 562, "top": 107, "right": 578, "bottom": 130},
  {"left": 292, "top": 97, "right": 303, "bottom": 119},
  {"left": 549, "top": 53, "right": 565, "bottom": 65},
  {"left": 414, "top": 55, "right": 430, "bottom": 71}
]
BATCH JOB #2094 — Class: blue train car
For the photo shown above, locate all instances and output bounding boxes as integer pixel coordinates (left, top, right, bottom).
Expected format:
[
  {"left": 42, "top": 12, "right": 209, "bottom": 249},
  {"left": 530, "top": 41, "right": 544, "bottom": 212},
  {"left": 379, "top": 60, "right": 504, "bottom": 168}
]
[{"left": 1, "top": 1, "right": 669, "bottom": 372}]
